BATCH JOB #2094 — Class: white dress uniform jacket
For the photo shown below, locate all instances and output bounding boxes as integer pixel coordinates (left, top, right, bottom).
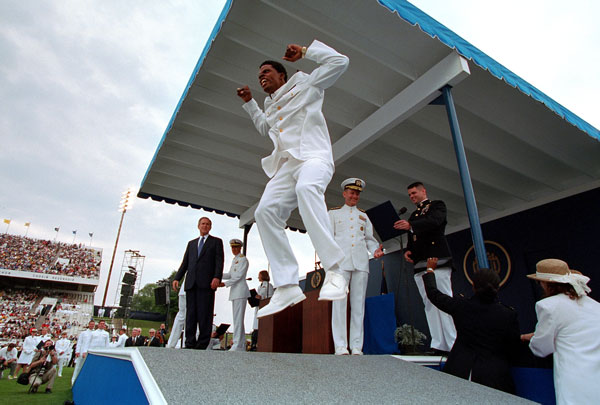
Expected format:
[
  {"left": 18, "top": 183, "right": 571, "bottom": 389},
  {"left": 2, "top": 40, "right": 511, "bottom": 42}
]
[
  {"left": 329, "top": 204, "right": 380, "bottom": 272},
  {"left": 76, "top": 329, "right": 93, "bottom": 356},
  {"left": 55, "top": 338, "right": 71, "bottom": 358},
  {"left": 89, "top": 329, "right": 110, "bottom": 350},
  {"left": 529, "top": 293, "right": 600, "bottom": 405},
  {"left": 223, "top": 253, "right": 251, "bottom": 351},
  {"left": 222, "top": 254, "right": 251, "bottom": 301},
  {"left": 242, "top": 39, "right": 349, "bottom": 179}
]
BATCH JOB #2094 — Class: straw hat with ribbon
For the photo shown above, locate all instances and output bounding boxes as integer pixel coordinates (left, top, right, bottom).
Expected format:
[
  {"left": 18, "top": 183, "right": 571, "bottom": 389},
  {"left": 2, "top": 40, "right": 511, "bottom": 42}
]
[{"left": 527, "top": 258, "right": 591, "bottom": 297}]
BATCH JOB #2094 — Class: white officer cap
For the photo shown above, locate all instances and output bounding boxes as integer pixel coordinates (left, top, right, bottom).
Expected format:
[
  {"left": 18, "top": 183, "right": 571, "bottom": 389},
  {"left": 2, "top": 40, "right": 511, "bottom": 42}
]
[
  {"left": 229, "top": 238, "right": 243, "bottom": 247},
  {"left": 341, "top": 178, "right": 365, "bottom": 192}
]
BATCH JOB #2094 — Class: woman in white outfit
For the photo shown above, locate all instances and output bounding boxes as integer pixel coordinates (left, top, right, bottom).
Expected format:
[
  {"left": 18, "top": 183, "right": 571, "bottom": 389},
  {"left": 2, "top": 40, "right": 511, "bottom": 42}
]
[
  {"left": 250, "top": 270, "right": 274, "bottom": 350},
  {"left": 220, "top": 239, "right": 250, "bottom": 351},
  {"left": 521, "top": 258, "right": 600, "bottom": 405}
]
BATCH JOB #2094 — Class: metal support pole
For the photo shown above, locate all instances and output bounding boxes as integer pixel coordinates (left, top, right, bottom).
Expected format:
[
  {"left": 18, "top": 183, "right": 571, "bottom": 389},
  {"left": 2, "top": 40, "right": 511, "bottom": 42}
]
[
  {"left": 441, "top": 85, "right": 489, "bottom": 268},
  {"left": 242, "top": 224, "right": 252, "bottom": 256},
  {"left": 102, "top": 209, "right": 126, "bottom": 307}
]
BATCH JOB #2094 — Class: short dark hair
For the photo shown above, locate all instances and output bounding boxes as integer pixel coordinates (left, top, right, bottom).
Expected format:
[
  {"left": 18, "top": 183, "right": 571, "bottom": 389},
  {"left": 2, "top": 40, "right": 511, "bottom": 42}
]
[
  {"left": 472, "top": 268, "right": 500, "bottom": 303},
  {"left": 407, "top": 181, "right": 424, "bottom": 190},
  {"left": 260, "top": 60, "right": 288, "bottom": 82},
  {"left": 259, "top": 270, "right": 270, "bottom": 282}
]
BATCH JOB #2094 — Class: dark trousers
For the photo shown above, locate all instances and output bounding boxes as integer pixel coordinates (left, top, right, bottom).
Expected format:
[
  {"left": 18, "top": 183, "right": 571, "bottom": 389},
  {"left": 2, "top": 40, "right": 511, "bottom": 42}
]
[{"left": 185, "top": 287, "right": 215, "bottom": 349}]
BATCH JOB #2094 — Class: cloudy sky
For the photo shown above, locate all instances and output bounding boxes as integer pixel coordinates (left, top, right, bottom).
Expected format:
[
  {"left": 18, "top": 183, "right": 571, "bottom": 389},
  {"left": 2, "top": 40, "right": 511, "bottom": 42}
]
[{"left": 1, "top": 0, "right": 598, "bottom": 331}]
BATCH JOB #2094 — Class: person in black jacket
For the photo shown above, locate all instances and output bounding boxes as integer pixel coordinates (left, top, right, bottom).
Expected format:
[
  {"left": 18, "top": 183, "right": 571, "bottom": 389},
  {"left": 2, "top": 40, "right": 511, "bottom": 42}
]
[
  {"left": 423, "top": 257, "right": 520, "bottom": 394},
  {"left": 394, "top": 182, "right": 456, "bottom": 352},
  {"left": 172, "top": 217, "right": 224, "bottom": 350}
]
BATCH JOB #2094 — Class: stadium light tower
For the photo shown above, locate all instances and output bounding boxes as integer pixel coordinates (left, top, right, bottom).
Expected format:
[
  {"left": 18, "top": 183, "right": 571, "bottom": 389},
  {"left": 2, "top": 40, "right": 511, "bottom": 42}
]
[{"left": 102, "top": 188, "right": 134, "bottom": 307}]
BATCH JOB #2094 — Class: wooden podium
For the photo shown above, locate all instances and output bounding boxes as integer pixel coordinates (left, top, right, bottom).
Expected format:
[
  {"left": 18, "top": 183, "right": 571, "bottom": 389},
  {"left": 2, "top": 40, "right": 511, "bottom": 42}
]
[
  {"left": 302, "top": 289, "right": 334, "bottom": 354},
  {"left": 257, "top": 297, "right": 303, "bottom": 353},
  {"left": 257, "top": 289, "right": 337, "bottom": 354}
]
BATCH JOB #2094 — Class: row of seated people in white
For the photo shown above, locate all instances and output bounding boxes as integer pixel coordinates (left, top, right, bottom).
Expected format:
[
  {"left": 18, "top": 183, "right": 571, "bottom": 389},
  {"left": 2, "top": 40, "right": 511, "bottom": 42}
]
[{"left": 71, "top": 320, "right": 109, "bottom": 385}]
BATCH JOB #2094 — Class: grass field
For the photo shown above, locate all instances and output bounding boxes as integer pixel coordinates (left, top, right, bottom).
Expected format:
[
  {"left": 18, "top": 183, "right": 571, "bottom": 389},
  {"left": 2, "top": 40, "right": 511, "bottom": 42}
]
[{"left": 0, "top": 366, "right": 74, "bottom": 405}]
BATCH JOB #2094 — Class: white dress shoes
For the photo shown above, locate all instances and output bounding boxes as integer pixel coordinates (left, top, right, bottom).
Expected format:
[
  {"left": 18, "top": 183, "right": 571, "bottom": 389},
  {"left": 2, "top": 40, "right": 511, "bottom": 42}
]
[
  {"left": 318, "top": 271, "right": 348, "bottom": 301},
  {"left": 256, "top": 285, "right": 306, "bottom": 318},
  {"left": 351, "top": 348, "right": 363, "bottom": 355},
  {"left": 335, "top": 346, "right": 349, "bottom": 355}
]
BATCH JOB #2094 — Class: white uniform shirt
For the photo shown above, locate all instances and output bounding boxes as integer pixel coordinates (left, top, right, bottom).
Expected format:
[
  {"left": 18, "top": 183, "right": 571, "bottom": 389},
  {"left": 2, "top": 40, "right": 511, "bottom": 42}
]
[
  {"left": 89, "top": 329, "right": 110, "bottom": 350},
  {"left": 530, "top": 293, "right": 600, "bottom": 405},
  {"left": 76, "top": 329, "right": 93, "bottom": 355},
  {"left": 257, "top": 281, "right": 274, "bottom": 299},
  {"left": 117, "top": 333, "right": 128, "bottom": 348},
  {"left": 329, "top": 204, "right": 379, "bottom": 272},
  {"left": 242, "top": 39, "right": 349, "bottom": 178},
  {"left": 0, "top": 346, "right": 18, "bottom": 361},
  {"left": 55, "top": 338, "right": 71, "bottom": 358},
  {"left": 222, "top": 254, "right": 250, "bottom": 301}
]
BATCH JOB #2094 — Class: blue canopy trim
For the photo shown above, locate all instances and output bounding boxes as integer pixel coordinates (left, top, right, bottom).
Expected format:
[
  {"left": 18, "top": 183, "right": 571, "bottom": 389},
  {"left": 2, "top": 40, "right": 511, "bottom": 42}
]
[{"left": 378, "top": 0, "right": 599, "bottom": 141}]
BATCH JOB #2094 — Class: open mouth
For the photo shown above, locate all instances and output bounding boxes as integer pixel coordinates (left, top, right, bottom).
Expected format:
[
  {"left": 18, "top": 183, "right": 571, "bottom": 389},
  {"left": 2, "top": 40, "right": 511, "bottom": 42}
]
[{"left": 260, "top": 78, "right": 268, "bottom": 87}]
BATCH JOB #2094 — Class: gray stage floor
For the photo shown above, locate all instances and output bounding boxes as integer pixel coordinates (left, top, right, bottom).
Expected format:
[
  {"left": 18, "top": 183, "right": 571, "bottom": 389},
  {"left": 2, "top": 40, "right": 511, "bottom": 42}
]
[{"left": 139, "top": 348, "right": 536, "bottom": 404}]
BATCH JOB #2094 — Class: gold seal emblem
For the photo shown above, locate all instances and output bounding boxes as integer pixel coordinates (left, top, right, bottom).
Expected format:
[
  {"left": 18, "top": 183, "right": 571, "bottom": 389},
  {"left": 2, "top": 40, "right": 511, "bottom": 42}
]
[
  {"left": 310, "top": 271, "right": 322, "bottom": 289},
  {"left": 462, "top": 240, "right": 512, "bottom": 287}
]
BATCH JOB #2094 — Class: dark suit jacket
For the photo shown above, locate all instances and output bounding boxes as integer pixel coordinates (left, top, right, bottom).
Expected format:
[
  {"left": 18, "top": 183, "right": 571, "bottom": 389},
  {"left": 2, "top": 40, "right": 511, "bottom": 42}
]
[
  {"left": 147, "top": 336, "right": 161, "bottom": 347},
  {"left": 174, "top": 235, "right": 224, "bottom": 290},
  {"left": 406, "top": 200, "right": 452, "bottom": 266},
  {"left": 423, "top": 272, "right": 520, "bottom": 394},
  {"left": 125, "top": 335, "right": 146, "bottom": 347}
]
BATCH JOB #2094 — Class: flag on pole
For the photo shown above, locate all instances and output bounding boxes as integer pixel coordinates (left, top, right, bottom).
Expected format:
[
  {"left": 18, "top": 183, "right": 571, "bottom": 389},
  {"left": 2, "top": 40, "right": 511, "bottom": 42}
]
[
  {"left": 3, "top": 219, "right": 10, "bottom": 224},
  {"left": 24, "top": 222, "right": 31, "bottom": 227},
  {"left": 72, "top": 230, "right": 77, "bottom": 235},
  {"left": 89, "top": 232, "right": 93, "bottom": 237},
  {"left": 54, "top": 227, "right": 60, "bottom": 232}
]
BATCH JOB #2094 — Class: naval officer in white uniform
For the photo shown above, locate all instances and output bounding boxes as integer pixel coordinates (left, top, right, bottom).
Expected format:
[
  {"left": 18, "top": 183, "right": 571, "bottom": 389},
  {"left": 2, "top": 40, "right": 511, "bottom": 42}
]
[
  {"left": 329, "top": 178, "right": 383, "bottom": 355},
  {"left": 237, "top": 40, "right": 350, "bottom": 318},
  {"left": 220, "top": 239, "right": 250, "bottom": 351}
]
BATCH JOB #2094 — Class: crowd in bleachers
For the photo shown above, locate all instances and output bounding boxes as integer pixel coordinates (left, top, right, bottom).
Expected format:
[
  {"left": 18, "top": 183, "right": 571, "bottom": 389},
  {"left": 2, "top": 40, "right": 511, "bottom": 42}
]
[
  {"left": 0, "top": 234, "right": 100, "bottom": 278},
  {"left": 0, "top": 288, "right": 40, "bottom": 342}
]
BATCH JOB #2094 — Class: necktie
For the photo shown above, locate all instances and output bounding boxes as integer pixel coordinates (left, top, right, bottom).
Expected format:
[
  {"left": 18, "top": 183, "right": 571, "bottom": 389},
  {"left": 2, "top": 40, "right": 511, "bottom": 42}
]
[{"left": 197, "top": 236, "right": 205, "bottom": 258}]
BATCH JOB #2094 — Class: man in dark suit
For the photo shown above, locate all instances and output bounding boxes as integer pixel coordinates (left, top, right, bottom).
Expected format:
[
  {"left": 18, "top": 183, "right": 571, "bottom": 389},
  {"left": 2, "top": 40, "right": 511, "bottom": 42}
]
[
  {"left": 146, "top": 329, "right": 161, "bottom": 347},
  {"left": 394, "top": 182, "right": 457, "bottom": 353},
  {"left": 125, "top": 328, "right": 146, "bottom": 347},
  {"left": 172, "top": 217, "right": 224, "bottom": 349}
]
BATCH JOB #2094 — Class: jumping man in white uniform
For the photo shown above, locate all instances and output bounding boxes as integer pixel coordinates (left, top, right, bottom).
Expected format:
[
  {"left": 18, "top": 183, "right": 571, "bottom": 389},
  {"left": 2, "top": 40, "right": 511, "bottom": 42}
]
[{"left": 237, "top": 40, "right": 349, "bottom": 318}]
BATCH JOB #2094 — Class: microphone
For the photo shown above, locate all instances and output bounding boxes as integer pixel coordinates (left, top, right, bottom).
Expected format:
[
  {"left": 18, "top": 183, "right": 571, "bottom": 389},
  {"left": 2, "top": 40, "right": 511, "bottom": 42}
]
[
  {"left": 398, "top": 207, "right": 407, "bottom": 216},
  {"left": 246, "top": 278, "right": 252, "bottom": 281}
]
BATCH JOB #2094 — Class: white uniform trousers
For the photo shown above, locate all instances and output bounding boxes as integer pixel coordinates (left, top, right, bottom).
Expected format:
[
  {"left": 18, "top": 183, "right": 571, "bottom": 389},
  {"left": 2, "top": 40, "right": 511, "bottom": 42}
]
[
  {"left": 255, "top": 157, "right": 345, "bottom": 287},
  {"left": 414, "top": 267, "right": 457, "bottom": 352},
  {"left": 230, "top": 298, "right": 247, "bottom": 351},
  {"left": 332, "top": 270, "right": 369, "bottom": 351},
  {"left": 167, "top": 294, "right": 186, "bottom": 348},
  {"left": 71, "top": 355, "right": 85, "bottom": 385},
  {"left": 57, "top": 355, "right": 68, "bottom": 376}
]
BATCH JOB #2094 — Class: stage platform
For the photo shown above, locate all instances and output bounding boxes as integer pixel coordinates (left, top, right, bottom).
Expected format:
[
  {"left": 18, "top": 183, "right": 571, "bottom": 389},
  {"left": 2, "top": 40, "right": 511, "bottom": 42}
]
[{"left": 74, "top": 347, "right": 535, "bottom": 404}]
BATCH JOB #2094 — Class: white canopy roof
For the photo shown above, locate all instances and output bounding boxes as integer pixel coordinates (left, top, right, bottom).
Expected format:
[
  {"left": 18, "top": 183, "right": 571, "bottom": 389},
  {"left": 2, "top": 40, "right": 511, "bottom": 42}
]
[{"left": 139, "top": 0, "right": 600, "bottom": 234}]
